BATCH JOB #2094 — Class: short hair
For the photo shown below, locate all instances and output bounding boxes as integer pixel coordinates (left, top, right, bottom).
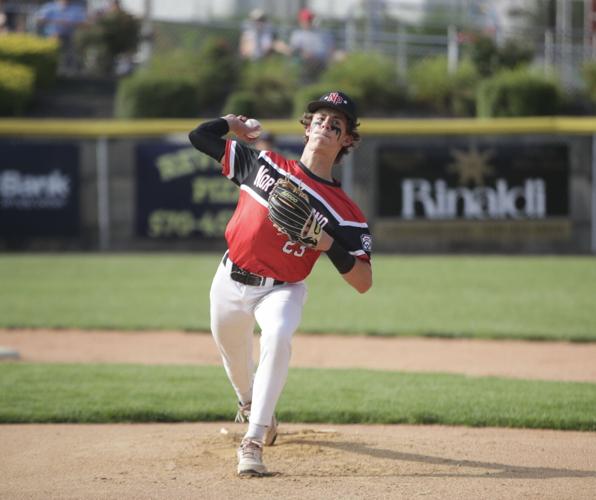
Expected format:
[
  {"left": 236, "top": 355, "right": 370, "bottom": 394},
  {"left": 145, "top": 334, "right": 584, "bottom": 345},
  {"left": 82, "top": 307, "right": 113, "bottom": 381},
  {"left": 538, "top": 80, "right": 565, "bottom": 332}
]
[{"left": 299, "top": 113, "right": 361, "bottom": 164}]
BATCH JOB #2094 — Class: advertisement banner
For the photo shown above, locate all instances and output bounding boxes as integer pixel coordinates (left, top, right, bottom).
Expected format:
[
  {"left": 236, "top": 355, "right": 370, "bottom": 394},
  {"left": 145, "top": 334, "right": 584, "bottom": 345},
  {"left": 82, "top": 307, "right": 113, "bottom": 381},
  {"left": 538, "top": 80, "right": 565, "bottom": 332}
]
[
  {"left": 136, "top": 143, "right": 235, "bottom": 239},
  {"left": 378, "top": 142, "right": 569, "bottom": 220},
  {"left": 0, "top": 141, "right": 79, "bottom": 237},
  {"left": 135, "top": 142, "right": 302, "bottom": 239}
]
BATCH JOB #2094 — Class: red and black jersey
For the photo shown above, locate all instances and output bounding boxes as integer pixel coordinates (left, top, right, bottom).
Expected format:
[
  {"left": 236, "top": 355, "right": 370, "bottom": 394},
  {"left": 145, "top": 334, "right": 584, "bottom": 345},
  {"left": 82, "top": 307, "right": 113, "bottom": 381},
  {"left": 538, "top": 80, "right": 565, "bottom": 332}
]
[
  {"left": 222, "top": 141, "right": 371, "bottom": 282},
  {"left": 189, "top": 119, "right": 372, "bottom": 283}
]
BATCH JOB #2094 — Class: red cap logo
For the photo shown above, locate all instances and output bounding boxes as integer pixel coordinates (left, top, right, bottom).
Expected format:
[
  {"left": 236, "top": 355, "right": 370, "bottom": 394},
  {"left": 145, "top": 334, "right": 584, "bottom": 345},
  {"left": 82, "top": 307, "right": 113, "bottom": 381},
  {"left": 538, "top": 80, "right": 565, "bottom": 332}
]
[{"left": 325, "top": 92, "right": 345, "bottom": 105}]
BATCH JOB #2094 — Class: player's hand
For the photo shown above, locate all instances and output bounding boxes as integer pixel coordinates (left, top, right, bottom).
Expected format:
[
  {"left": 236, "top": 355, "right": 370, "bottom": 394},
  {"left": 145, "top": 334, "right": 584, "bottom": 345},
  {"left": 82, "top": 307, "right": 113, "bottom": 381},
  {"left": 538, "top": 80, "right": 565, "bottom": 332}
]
[{"left": 222, "top": 114, "right": 258, "bottom": 143}]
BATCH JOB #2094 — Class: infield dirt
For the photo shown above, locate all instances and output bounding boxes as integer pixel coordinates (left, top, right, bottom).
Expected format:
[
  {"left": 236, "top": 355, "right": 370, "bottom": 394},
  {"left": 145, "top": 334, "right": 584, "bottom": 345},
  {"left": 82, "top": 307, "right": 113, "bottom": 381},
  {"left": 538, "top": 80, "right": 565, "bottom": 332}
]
[{"left": 1, "top": 329, "right": 595, "bottom": 499}]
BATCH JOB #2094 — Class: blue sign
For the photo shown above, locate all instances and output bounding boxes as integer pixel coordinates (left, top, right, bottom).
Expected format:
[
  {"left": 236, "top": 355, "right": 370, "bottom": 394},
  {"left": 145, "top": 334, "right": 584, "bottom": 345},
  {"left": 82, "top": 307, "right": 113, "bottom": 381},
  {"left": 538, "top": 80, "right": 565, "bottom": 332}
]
[
  {"left": 0, "top": 141, "right": 79, "bottom": 237},
  {"left": 135, "top": 140, "right": 302, "bottom": 239}
]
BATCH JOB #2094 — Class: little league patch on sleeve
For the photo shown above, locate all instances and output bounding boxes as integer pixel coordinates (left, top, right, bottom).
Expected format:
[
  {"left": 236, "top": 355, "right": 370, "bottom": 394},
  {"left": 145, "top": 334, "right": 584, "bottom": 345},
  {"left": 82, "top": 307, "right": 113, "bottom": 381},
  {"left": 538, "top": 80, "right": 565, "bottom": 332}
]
[{"left": 361, "top": 234, "right": 373, "bottom": 252}]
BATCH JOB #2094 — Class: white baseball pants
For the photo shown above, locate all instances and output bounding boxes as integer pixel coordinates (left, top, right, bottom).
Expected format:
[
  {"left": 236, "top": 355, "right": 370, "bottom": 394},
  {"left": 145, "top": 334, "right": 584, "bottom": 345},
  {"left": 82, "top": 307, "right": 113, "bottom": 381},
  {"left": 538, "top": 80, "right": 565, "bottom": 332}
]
[{"left": 209, "top": 258, "right": 307, "bottom": 426}]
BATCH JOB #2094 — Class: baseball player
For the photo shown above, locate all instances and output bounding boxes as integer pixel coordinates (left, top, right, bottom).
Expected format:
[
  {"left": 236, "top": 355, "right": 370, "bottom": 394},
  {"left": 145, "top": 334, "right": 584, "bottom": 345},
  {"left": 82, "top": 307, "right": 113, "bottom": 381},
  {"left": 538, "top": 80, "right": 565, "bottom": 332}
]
[{"left": 188, "top": 91, "right": 372, "bottom": 476}]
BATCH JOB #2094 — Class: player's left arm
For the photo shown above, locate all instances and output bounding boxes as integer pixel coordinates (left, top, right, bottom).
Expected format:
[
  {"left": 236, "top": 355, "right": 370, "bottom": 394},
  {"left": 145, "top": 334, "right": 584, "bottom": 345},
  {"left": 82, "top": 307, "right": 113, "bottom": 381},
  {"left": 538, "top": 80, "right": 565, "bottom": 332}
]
[
  {"left": 188, "top": 115, "right": 260, "bottom": 162},
  {"left": 342, "top": 257, "right": 372, "bottom": 294},
  {"left": 189, "top": 116, "right": 261, "bottom": 185},
  {"left": 317, "top": 232, "right": 372, "bottom": 294}
]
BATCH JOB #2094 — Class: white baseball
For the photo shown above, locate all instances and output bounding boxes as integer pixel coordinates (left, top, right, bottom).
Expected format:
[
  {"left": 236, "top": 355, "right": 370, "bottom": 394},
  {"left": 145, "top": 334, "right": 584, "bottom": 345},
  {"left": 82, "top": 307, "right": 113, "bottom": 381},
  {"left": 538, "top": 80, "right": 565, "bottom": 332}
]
[{"left": 245, "top": 118, "right": 262, "bottom": 139}]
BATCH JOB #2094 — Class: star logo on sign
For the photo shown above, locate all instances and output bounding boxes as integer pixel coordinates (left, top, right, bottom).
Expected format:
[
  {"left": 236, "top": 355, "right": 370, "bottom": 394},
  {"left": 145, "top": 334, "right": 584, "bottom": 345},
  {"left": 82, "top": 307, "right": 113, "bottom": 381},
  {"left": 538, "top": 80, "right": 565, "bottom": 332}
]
[{"left": 447, "top": 145, "right": 495, "bottom": 186}]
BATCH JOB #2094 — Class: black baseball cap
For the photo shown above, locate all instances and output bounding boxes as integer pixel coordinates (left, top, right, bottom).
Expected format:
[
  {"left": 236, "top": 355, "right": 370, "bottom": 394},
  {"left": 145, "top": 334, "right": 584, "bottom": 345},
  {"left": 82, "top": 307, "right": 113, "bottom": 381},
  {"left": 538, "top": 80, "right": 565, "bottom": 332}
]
[{"left": 307, "top": 91, "right": 358, "bottom": 125}]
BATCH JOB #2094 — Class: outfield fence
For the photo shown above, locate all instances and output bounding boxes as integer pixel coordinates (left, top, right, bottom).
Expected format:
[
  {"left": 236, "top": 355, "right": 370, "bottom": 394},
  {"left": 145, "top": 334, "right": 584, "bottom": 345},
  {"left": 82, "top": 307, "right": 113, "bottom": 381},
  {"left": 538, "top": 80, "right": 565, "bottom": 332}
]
[{"left": 0, "top": 117, "right": 594, "bottom": 253}]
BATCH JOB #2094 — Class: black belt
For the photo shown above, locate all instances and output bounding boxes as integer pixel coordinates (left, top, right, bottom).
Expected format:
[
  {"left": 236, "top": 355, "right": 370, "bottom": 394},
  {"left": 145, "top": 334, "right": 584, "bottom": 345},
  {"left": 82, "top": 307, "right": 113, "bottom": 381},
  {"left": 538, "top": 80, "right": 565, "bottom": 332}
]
[{"left": 223, "top": 252, "right": 284, "bottom": 287}]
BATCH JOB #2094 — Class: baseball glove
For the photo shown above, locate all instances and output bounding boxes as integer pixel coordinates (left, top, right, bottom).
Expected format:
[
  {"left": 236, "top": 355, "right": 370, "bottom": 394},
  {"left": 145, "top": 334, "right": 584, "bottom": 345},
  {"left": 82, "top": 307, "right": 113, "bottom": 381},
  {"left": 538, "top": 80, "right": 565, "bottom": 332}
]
[{"left": 267, "top": 177, "right": 322, "bottom": 248}]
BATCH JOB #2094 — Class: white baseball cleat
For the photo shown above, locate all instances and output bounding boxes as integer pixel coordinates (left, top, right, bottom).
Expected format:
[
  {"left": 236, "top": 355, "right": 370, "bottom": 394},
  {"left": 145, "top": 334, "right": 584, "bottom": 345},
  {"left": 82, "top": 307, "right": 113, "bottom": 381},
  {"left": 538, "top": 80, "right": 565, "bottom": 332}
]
[
  {"left": 237, "top": 438, "right": 267, "bottom": 477},
  {"left": 235, "top": 402, "right": 278, "bottom": 446}
]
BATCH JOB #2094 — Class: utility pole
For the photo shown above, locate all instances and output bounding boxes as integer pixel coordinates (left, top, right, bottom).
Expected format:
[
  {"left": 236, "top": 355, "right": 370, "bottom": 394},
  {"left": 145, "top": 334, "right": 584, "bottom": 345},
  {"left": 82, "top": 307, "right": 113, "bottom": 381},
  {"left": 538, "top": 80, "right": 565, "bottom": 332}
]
[
  {"left": 556, "top": 0, "right": 573, "bottom": 89},
  {"left": 586, "top": 0, "right": 596, "bottom": 58},
  {"left": 137, "top": 0, "right": 153, "bottom": 66}
]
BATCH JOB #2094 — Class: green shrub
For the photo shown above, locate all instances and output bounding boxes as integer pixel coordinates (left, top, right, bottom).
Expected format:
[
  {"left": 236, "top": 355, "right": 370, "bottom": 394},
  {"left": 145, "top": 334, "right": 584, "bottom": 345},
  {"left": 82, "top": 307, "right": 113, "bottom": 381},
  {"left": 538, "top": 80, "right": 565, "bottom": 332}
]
[
  {"left": 194, "top": 37, "right": 238, "bottom": 112},
  {"left": 145, "top": 49, "right": 199, "bottom": 80},
  {"left": 240, "top": 56, "right": 299, "bottom": 93},
  {"left": 222, "top": 90, "right": 258, "bottom": 116},
  {"left": 468, "top": 35, "right": 534, "bottom": 78},
  {"left": 0, "top": 60, "right": 35, "bottom": 116},
  {"left": 114, "top": 73, "right": 198, "bottom": 118},
  {"left": 222, "top": 88, "right": 292, "bottom": 118},
  {"left": 292, "top": 82, "right": 363, "bottom": 118},
  {"left": 320, "top": 52, "right": 403, "bottom": 115},
  {"left": 408, "top": 56, "right": 479, "bottom": 116},
  {"left": 582, "top": 62, "right": 596, "bottom": 104},
  {"left": 75, "top": 9, "right": 141, "bottom": 75},
  {"left": 0, "top": 33, "right": 58, "bottom": 88},
  {"left": 476, "top": 68, "right": 560, "bottom": 117},
  {"left": 115, "top": 36, "right": 239, "bottom": 118},
  {"left": 225, "top": 56, "right": 298, "bottom": 118},
  {"left": 498, "top": 39, "right": 534, "bottom": 71},
  {"left": 144, "top": 37, "right": 238, "bottom": 115},
  {"left": 468, "top": 35, "right": 499, "bottom": 77}
]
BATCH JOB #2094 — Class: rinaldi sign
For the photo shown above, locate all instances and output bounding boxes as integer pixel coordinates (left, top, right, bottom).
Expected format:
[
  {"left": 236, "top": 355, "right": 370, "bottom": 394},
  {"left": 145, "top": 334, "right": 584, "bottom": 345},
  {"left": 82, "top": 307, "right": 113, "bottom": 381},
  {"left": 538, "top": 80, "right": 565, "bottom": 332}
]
[{"left": 377, "top": 142, "right": 569, "bottom": 220}]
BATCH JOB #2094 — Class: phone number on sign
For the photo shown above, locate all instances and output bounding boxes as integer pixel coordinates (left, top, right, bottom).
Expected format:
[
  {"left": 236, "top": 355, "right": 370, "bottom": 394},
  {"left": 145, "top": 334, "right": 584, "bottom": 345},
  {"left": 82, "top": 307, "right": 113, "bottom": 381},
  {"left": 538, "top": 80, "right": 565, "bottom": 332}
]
[{"left": 148, "top": 209, "right": 234, "bottom": 238}]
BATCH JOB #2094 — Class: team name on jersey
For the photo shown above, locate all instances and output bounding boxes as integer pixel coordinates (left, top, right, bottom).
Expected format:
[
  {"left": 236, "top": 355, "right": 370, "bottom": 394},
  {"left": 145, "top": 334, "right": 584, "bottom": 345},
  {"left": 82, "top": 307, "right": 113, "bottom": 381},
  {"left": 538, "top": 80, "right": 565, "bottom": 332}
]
[
  {"left": 253, "top": 164, "right": 332, "bottom": 228},
  {"left": 253, "top": 165, "right": 277, "bottom": 192},
  {"left": 313, "top": 209, "right": 329, "bottom": 228}
]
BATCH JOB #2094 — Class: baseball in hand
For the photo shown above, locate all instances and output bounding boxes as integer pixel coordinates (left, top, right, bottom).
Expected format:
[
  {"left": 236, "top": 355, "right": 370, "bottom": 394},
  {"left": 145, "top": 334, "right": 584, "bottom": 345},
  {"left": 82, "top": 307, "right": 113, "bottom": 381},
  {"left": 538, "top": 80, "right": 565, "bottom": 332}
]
[{"left": 245, "top": 118, "right": 262, "bottom": 139}]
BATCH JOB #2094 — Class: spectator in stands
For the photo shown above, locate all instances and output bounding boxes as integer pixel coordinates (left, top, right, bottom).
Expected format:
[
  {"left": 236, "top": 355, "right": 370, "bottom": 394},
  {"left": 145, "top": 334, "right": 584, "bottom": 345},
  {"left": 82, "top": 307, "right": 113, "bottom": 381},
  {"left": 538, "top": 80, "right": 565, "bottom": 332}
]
[
  {"left": 285, "top": 8, "right": 335, "bottom": 82},
  {"left": 0, "top": 11, "right": 7, "bottom": 34},
  {"left": 0, "top": 0, "right": 9, "bottom": 33},
  {"left": 238, "top": 8, "right": 280, "bottom": 61},
  {"left": 0, "top": 0, "right": 26, "bottom": 32},
  {"left": 35, "top": 0, "right": 87, "bottom": 74}
]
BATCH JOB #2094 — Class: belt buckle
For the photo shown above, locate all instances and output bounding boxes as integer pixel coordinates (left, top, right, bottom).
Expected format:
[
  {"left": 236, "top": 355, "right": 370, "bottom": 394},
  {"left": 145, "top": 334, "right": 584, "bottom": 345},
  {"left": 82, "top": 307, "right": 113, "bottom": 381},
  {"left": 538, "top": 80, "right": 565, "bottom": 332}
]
[
  {"left": 231, "top": 265, "right": 263, "bottom": 286},
  {"left": 230, "top": 268, "right": 248, "bottom": 284}
]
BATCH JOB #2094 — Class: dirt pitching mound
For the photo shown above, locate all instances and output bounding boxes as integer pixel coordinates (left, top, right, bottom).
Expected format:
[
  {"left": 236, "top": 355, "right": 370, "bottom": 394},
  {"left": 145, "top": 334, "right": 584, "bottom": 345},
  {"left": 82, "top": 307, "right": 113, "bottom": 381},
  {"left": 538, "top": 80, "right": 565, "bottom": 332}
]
[{"left": 2, "top": 423, "right": 596, "bottom": 499}]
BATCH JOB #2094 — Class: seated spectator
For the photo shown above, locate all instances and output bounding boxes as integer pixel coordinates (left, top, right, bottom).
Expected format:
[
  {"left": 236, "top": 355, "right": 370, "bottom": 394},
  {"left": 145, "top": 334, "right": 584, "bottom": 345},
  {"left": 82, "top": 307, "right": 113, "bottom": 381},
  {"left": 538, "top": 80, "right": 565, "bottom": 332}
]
[
  {"left": 238, "top": 8, "right": 279, "bottom": 61},
  {"left": 286, "top": 8, "right": 335, "bottom": 82},
  {"left": 0, "top": 10, "right": 7, "bottom": 34},
  {"left": 36, "top": 0, "right": 86, "bottom": 40},
  {"left": 0, "top": 0, "right": 15, "bottom": 33}
]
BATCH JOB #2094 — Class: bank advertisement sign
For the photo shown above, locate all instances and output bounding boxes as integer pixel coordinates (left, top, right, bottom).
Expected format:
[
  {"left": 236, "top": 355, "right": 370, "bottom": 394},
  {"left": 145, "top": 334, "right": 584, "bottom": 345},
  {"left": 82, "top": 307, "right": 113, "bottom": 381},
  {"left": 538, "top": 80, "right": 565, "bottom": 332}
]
[
  {"left": 378, "top": 142, "right": 569, "bottom": 220},
  {"left": 0, "top": 142, "right": 79, "bottom": 237}
]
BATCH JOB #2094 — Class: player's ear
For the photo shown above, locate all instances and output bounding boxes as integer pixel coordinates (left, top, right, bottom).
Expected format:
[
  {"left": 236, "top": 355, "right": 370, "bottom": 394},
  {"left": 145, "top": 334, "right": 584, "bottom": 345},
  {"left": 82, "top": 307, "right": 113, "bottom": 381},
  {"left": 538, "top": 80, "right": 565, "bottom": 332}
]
[{"left": 341, "top": 134, "right": 353, "bottom": 148}]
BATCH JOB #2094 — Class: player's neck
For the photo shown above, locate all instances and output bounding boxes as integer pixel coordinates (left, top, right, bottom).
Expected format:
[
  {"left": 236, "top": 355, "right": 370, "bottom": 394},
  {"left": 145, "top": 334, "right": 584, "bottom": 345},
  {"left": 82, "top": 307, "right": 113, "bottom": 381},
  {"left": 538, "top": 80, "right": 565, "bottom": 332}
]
[{"left": 300, "top": 149, "right": 334, "bottom": 181}]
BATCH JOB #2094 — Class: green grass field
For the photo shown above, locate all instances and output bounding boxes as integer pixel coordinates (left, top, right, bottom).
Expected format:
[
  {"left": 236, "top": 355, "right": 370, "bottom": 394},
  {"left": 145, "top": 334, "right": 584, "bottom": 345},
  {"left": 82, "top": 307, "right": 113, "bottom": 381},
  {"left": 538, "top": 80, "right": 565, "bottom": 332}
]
[
  {"left": 1, "top": 254, "right": 595, "bottom": 341},
  {"left": 2, "top": 253, "right": 595, "bottom": 430},
  {"left": 1, "top": 364, "right": 594, "bottom": 430}
]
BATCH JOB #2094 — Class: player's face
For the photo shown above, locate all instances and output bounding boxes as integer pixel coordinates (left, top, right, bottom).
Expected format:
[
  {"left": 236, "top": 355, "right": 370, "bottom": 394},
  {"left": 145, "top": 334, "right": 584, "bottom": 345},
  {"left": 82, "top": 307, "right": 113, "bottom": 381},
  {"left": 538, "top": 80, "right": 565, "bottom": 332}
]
[{"left": 307, "top": 109, "right": 353, "bottom": 150}]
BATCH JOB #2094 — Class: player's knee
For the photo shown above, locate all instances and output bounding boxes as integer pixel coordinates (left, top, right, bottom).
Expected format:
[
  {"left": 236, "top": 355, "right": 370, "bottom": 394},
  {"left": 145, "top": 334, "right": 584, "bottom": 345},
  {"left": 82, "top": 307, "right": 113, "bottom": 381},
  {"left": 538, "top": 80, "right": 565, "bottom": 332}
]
[{"left": 261, "top": 331, "right": 292, "bottom": 356}]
